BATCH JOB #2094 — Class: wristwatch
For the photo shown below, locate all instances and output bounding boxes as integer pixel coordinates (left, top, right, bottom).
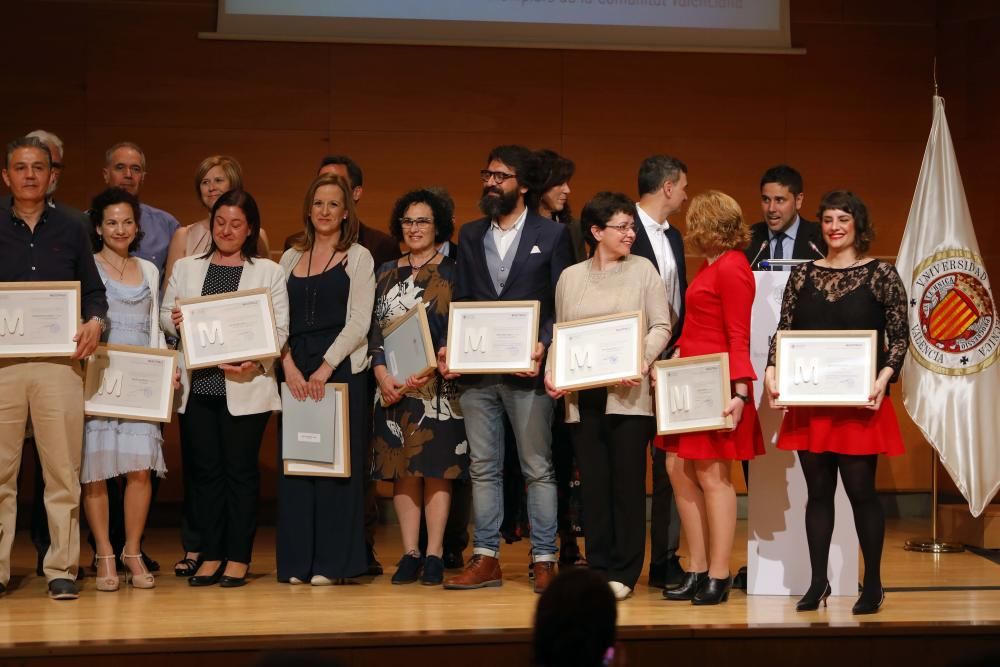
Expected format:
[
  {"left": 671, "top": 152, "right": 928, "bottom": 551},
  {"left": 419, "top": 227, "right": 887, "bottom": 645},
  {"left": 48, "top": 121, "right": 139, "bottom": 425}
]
[
  {"left": 734, "top": 392, "right": 750, "bottom": 403},
  {"left": 88, "top": 315, "right": 108, "bottom": 333}
]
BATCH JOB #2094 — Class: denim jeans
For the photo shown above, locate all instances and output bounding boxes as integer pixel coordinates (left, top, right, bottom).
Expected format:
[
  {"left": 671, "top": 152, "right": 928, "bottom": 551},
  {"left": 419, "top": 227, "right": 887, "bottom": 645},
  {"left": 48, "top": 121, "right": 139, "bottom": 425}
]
[{"left": 459, "top": 380, "right": 557, "bottom": 560}]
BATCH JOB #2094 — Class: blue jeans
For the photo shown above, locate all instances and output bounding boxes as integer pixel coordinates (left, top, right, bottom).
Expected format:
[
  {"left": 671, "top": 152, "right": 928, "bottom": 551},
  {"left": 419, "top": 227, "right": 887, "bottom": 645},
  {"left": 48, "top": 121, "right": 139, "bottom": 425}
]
[{"left": 459, "top": 381, "right": 557, "bottom": 560}]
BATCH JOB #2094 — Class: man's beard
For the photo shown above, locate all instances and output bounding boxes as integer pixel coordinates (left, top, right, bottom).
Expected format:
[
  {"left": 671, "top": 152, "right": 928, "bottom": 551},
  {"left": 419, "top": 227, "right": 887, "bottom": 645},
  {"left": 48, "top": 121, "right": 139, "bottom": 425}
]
[{"left": 478, "top": 186, "right": 520, "bottom": 218}]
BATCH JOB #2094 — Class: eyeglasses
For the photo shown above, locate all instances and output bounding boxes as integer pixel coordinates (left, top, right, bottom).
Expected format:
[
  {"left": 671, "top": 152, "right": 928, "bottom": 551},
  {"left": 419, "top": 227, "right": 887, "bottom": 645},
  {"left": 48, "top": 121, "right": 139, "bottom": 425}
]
[
  {"left": 480, "top": 170, "right": 517, "bottom": 184},
  {"left": 400, "top": 217, "right": 434, "bottom": 228},
  {"left": 605, "top": 223, "right": 636, "bottom": 234}
]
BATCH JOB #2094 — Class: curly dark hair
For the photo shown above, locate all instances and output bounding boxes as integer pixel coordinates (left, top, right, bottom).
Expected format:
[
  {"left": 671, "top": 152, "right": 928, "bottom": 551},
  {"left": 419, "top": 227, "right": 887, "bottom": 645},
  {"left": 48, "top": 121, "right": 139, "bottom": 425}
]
[
  {"left": 817, "top": 190, "right": 874, "bottom": 254},
  {"left": 580, "top": 191, "right": 636, "bottom": 251},
  {"left": 388, "top": 189, "right": 455, "bottom": 244},
  {"left": 89, "top": 187, "right": 144, "bottom": 253}
]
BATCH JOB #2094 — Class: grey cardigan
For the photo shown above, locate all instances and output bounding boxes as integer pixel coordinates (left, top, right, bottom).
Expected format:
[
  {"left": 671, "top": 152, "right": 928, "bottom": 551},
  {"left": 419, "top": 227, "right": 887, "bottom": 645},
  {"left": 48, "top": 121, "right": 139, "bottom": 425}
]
[{"left": 279, "top": 243, "right": 375, "bottom": 374}]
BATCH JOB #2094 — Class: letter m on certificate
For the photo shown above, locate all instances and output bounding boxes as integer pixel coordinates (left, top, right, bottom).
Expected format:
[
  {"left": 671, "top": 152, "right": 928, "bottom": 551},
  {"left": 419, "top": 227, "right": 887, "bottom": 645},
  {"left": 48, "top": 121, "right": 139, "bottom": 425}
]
[
  {"left": 570, "top": 345, "right": 593, "bottom": 371},
  {"left": 794, "top": 358, "right": 819, "bottom": 385},
  {"left": 0, "top": 309, "right": 24, "bottom": 336},
  {"left": 464, "top": 327, "right": 488, "bottom": 354},
  {"left": 670, "top": 385, "right": 690, "bottom": 413},
  {"left": 98, "top": 370, "right": 124, "bottom": 397},
  {"left": 198, "top": 320, "right": 224, "bottom": 347}
]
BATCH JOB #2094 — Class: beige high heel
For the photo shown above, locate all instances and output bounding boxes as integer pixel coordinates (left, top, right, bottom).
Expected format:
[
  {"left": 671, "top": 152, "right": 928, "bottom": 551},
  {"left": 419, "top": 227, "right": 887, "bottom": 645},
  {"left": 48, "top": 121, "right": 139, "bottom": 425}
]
[
  {"left": 94, "top": 554, "right": 120, "bottom": 592},
  {"left": 121, "top": 551, "right": 156, "bottom": 589}
]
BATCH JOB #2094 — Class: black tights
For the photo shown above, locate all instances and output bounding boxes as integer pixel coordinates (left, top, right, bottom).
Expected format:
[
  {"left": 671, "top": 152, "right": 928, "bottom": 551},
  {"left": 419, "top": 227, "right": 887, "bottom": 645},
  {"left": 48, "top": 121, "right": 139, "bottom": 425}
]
[{"left": 797, "top": 451, "right": 884, "bottom": 602}]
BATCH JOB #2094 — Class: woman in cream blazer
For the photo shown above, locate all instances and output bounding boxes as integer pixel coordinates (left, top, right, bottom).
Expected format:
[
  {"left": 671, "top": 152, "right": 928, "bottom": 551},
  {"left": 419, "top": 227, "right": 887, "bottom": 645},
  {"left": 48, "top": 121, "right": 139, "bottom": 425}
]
[{"left": 161, "top": 189, "right": 289, "bottom": 588}]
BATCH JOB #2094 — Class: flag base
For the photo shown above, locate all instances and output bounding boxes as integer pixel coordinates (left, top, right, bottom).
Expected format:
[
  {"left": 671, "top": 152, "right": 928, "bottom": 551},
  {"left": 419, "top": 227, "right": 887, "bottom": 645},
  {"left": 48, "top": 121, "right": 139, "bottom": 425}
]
[{"left": 903, "top": 538, "right": 965, "bottom": 553}]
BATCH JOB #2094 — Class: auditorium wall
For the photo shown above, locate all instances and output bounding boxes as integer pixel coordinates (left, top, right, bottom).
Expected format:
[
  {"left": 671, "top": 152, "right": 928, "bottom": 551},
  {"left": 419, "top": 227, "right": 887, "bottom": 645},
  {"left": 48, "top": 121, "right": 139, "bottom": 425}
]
[{"left": 3, "top": 0, "right": 997, "bottom": 500}]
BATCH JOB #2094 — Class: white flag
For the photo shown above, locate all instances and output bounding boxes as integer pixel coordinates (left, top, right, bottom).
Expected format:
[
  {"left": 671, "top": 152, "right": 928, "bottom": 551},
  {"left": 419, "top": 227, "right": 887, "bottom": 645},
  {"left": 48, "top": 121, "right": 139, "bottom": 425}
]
[{"left": 896, "top": 96, "right": 1000, "bottom": 517}]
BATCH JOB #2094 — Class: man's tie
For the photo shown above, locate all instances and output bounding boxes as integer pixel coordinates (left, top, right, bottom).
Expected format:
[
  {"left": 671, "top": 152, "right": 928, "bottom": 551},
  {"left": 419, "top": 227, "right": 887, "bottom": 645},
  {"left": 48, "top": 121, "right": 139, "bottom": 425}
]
[{"left": 772, "top": 231, "right": 786, "bottom": 271}]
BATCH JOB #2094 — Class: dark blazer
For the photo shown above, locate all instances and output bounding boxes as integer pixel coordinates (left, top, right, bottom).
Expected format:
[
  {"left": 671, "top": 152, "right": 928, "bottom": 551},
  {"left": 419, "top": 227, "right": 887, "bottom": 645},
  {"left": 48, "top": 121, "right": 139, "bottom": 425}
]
[
  {"left": 745, "top": 217, "right": 826, "bottom": 269},
  {"left": 453, "top": 211, "right": 574, "bottom": 388},
  {"left": 630, "top": 206, "right": 687, "bottom": 354}
]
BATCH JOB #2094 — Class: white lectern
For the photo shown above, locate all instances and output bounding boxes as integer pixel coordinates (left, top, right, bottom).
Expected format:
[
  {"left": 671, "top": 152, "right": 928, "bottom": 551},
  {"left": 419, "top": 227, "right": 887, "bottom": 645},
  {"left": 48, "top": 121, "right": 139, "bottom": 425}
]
[{"left": 746, "top": 270, "right": 859, "bottom": 596}]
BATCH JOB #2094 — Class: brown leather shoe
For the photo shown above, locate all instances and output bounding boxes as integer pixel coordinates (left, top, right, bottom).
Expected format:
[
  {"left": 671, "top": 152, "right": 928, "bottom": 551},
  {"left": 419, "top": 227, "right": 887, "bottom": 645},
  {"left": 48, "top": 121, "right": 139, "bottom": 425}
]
[
  {"left": 443, "top": 554, "right": 502, "bottom": 589},
  {"left": 533, "top": 561, "right": 556, "bottom": 594}
]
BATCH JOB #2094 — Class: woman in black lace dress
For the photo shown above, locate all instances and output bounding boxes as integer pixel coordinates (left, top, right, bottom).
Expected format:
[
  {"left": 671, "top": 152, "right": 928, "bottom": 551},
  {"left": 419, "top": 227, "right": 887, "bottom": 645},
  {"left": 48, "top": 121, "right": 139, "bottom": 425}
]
[{"left": 764, "top": 191, "right": 908, "bottom": 616}]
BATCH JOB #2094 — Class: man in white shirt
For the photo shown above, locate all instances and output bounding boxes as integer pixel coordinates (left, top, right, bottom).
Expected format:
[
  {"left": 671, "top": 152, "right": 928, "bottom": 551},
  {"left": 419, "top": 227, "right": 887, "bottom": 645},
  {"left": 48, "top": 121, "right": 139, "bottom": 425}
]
[{"left": 629, "top": 154, "right": 689, "bottom": 590}]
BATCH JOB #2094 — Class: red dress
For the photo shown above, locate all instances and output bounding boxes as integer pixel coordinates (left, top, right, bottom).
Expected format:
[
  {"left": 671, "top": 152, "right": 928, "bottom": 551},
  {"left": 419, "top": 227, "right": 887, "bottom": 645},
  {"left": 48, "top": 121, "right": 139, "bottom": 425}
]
[{"left": 655, "top": 250, "right": 765, "bottom": 460}]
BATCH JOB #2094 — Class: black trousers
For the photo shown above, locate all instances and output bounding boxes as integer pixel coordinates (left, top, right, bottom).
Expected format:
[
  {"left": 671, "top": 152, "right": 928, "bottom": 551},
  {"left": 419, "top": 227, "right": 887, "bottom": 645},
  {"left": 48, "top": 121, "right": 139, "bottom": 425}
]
[
  {"left": 650, "top": 445, "right": 681, "bottom": 566},
  {"left": 183, "top": 395, "right": 269, "bottom": 564},
  {"left": 572, "top": 390, "right": 653, "bottom": 588},
  {"left": 178, "top": 412, "right": 202, "bottom": 554}
]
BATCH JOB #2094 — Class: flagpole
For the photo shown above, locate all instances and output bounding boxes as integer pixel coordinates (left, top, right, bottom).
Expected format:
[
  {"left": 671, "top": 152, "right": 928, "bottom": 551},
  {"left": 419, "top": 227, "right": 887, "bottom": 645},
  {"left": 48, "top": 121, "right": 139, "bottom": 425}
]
[{"left": 904, "top": 452, "right": 964, "bottom": 553}]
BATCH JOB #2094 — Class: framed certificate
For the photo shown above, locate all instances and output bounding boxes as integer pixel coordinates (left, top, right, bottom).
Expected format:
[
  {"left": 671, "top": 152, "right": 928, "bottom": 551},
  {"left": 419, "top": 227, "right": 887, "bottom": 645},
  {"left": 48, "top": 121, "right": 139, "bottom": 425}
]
[
  {"left": 550, "top": 311, "right": 644, "bottom": 391},
  {"left": 382, "top": 302, "right": 436, "bottom": 381},
  {"left": 0, "top": 281, "right": 80, "bottom": 357},
  {"left": 446, "top": 301, "right": 540, "bottom": 374},
  {"left": 282, "top": 382, "right": 351, "bottom": 478},
  {"left": 177, "top": 287, "right": 281, "bottom": 370},
  {"left": 654, "top": 353, "right": 733, "bottom": 435},
  {"left": 774, "top": 330, "right": 877, "bottom": 406},
  {"left": 84, "top": 344, "right": 179, "bottom": 422}
]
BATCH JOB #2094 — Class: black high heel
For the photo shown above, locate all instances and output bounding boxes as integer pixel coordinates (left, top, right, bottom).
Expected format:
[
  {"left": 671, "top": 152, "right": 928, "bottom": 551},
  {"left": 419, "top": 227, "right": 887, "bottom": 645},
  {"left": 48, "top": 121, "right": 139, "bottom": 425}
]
[
  {"left": 188, "top": 561, "right": 226, "bottom": 587},
  {"left": 692, "top": 574, "right": 733, "bottom": 605},
  {"left": 851, "top": 587, "right": 885, "bottom": 615},
  {"left": 663, "top": 571, "right": 708, "bottom": 601},
  {"left": 796, "top": 581, "right": 832, "bottom": 611}
]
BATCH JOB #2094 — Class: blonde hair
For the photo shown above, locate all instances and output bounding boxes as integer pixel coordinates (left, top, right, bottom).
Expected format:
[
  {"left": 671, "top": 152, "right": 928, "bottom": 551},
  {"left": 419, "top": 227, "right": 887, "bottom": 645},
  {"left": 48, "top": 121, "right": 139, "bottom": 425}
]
[
  {"left": 194, "top": 155, "right": 243, "bottom": 207},
  {"left": 685, "top": 190, "right": 750, "bottom": 256}
]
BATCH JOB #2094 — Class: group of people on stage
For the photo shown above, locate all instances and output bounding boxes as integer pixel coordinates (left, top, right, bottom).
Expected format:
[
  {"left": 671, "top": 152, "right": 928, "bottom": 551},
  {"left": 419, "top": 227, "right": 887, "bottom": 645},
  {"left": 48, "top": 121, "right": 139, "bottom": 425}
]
[{"left": 0, "top": 129, "right": 907, "bottom": 616}]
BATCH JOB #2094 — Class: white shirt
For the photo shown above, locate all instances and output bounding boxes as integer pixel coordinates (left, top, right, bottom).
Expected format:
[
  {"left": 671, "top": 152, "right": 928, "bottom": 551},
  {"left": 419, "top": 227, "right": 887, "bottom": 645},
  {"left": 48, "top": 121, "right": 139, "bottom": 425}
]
[
  {"left": 491, "top": 207, "right": 528, "bottom": 262},
  {"left": 636, "top": 204, "right": 681, "bottom": 324}
]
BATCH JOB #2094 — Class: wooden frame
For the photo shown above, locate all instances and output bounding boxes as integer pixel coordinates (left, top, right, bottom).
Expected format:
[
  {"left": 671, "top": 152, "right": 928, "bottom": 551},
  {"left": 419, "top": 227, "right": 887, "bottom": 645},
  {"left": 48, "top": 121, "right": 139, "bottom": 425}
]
[
  {"left": 774, "top": 329, "right": 877, "bottom": 406},
  {"left": 654, "top": 353, "right": 733, "bottom": 435},
  {"left": 0, "top": 281, "right": 80, "bottom": 358},
  {"left": 550, "top": 311, "right": 644, "bottom": 392},
  {"left": 83, "top": 344, "right": 179, "bottom": 423},
  {"left": 177, "top": 287, "right": 281, "bottom": 370},
  {"left": 282, "top": 382, "right": 352, "bottom": 478},
  {"left": 446, "top": 300, "right": 540, "bottom": 374},
  {"left": 381, "top": 302, "right": 436, "bottom": 381}
]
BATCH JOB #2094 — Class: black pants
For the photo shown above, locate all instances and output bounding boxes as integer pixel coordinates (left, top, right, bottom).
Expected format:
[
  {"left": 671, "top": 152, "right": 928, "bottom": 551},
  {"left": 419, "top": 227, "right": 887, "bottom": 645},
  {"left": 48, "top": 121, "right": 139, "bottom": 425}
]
[
  {"left": 650, "top": 445, "right": 681, "bottom": 566},
  {"left": 27, "top": 441, "right": 48, "bottom": 557},
  {"left": 178, "top": 412, "right": 202, "bottom": 554},
  {"left": 183, "top": 395, "right": 269, "bottom": 564},
  {"left": 572, "top": 390, "right": 653, "bottom": 588}
]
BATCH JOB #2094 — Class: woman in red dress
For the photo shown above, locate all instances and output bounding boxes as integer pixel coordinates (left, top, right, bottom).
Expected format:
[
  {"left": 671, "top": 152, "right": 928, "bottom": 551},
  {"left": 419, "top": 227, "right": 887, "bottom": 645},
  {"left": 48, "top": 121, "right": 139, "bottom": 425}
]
[
  {"left": 765, "top": 191, "right": 907, "bottom": 615},
  {"left": 657, "top": 191, "right": 764, "bottom": 605}
]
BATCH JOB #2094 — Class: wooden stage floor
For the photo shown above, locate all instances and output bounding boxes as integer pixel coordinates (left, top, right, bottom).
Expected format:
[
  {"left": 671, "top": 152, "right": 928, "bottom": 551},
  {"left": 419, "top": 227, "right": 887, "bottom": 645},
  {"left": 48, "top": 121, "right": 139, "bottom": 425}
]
[{"left": 3, "top": 519, "right": 1000, "bottom": 665}]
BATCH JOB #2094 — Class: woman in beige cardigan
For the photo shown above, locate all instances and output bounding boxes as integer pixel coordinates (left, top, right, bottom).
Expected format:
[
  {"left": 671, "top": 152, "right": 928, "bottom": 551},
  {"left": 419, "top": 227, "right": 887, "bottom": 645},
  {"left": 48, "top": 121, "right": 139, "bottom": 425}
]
[
  {"left": 544, "top": 192, "right": 671, "bottom": 601},
  {"left": 276, "top": 173, "right": 375, "bottom": 585}
]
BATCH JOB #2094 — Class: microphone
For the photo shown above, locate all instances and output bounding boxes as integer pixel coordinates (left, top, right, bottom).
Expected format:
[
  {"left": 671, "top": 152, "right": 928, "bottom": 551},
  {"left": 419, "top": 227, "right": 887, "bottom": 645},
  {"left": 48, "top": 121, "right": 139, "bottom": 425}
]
[
  {"left": 749, "top": 240, "right": 768, "bottom": 270},
  {"left": 808, "top": 241, "right": 826, "bottom": 259}
]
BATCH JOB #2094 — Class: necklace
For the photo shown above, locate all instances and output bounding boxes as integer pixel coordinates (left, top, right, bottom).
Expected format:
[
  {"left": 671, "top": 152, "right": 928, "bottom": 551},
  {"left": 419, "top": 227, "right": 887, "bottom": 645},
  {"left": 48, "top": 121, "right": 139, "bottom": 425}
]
[
  {"left": 305, "top": 244, "right": 339, "bottom": 327},
  {"left": 407, "top": 249, "right": 439, "bottom": 275},
  {"left": 100, "top": 250, "right": 129, "bottom": 281}
]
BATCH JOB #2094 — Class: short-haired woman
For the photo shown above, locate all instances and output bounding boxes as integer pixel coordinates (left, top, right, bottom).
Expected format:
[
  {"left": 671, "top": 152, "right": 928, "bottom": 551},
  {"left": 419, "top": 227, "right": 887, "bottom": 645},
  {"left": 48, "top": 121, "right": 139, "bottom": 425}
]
[
  {"left": 162, "top": 190, "right": 289, "bottom": 588},
  {"left": 657, "top": 190, "right": 764, "bottom": 605},
  {"left": 545, "top": 192, "right": 671, "bottom": 600},
  {"left": 765, "top": 191, "right": 907, "bottom": 615}
]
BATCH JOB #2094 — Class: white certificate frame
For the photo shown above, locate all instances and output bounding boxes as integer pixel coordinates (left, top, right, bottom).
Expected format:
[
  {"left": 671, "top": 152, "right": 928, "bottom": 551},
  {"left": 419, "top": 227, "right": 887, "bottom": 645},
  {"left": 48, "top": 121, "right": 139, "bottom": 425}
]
[
  {"left": 550, "top": 311, "right": 644, "bottom": 392},
  {"left": 177, "top": 287, "right": 281, "bottom": 370},
  {"left": 84, "top": 344, "right": 179, "bottom": 423},
  {"left": 446, "top": 300, "right": 540, "bottom": 374},
  {"left": 282, "top": 382, "right": 351, "bottom": 478},
  {"left": 654, "top": 353, "right": 733, "bottom": 435},
  {"left": 0, "top": 281, "right": 80, "bottom": 358},
  {"left": 382, "top": 302, "right": 436, "bottom": 381},
  {"left": 774, "top": 330, "right": 877, "bottom": 406}
]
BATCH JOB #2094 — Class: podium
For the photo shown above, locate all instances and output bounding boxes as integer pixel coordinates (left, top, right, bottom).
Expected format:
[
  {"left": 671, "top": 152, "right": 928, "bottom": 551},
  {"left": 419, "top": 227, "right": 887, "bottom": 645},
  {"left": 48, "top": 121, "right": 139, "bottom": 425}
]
[{"left": 746, "top": 270, "right": 860, "bottom": 596}]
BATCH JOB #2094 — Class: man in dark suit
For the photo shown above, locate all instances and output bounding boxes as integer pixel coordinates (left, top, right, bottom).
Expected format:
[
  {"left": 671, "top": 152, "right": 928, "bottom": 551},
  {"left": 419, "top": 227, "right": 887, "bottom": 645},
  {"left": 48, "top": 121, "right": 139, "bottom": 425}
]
[
  {"left": 440, "top": 145, "right": 574, "bottom": 594},
  {"left": 628, "top": 154, "right": 689, "bottom": 590},
  {"left": 745, "top": 165, "right": 826, "bottom": 270}
]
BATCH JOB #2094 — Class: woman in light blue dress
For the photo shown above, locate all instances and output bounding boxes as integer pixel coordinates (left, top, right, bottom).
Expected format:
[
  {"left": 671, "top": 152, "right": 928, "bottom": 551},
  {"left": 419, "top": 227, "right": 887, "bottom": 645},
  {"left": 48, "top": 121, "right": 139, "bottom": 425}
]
[{"left": 82, "top": 188, "right": 168, "bottom": 592}]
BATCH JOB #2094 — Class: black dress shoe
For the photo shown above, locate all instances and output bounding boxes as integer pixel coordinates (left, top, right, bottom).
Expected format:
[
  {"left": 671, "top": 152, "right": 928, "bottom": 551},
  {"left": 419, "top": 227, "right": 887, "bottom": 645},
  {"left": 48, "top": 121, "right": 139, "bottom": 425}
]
[
  {"left": 664, "top": 571, "right": 708, "bottom": 601},
  {"left": 142, "top": 551, "right": 160, "bottom": 573},
  {"left": 649, "top": 555, "right": 686, "bottom": 589},
  {"left": 852, "top": 588, "right": 885, "bottom": 615},
  {"left": 391, "top": 553, "right": 424, "bottom": 585},
  {"left": 47, "top": 578, "right": 79, "bottom": 600},
  {"left": 692, "top": 574, "right": 733, "bottom": 605},
  {"left": 366, "top": 547, "right": 384, "bottom": 576},
  {"left": 189, "top": 563, "right": 226, "bottom": 587},
  {"left": 796, "top": 580, "right": 832, "bottom": 612},
  {"left": 421, "top": 555, "right": 445, "bottom": 585},
  {"left": 442, "top": 551, "right": 465, "bottom": 570},
  {"left": 732, "top": 565, "right": 748, "bottom": 591},
  {"left": 219, "top": 574, "right": 248, "bottom": 588}
]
